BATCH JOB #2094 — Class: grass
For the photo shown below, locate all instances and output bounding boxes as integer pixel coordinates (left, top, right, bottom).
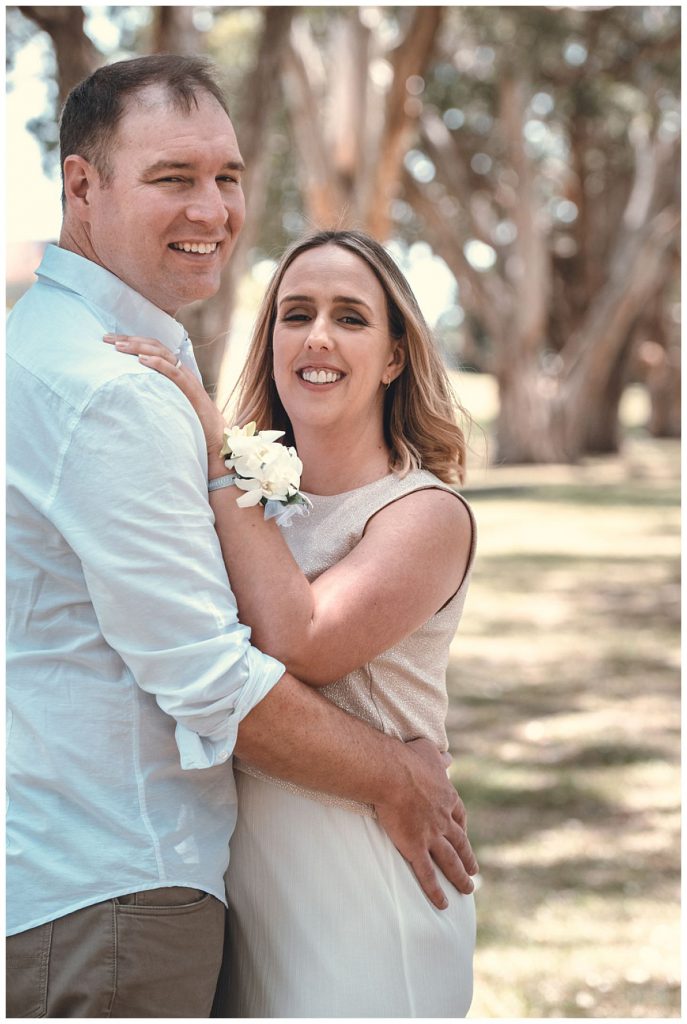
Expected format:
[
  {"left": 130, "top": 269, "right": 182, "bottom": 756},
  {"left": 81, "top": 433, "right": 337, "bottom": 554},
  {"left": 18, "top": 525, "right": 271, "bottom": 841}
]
[{"left": 444, "top": 376, "right": 680, "bottom": 1018}]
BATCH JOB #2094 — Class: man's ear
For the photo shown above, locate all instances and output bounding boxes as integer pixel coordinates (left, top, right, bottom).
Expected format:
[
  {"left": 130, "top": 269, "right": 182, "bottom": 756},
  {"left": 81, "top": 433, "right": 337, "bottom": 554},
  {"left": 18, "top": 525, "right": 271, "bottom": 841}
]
[{"left": 62, "top": 155, "right": 99, "bottom": 221}]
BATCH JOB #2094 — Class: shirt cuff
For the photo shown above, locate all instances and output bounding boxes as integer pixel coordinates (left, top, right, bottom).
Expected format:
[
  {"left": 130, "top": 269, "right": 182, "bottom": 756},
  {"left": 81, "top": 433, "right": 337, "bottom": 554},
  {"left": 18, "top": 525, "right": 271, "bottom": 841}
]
[{"left": 175, "top": 647, "right": 285, "bottom": 770}]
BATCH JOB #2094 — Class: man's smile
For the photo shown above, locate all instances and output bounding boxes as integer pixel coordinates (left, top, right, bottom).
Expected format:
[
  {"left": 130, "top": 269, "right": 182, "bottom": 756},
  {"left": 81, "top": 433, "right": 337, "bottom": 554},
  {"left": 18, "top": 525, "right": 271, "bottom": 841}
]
[{"left": 169, "top": 241, "right": 220, "bottom": 254}]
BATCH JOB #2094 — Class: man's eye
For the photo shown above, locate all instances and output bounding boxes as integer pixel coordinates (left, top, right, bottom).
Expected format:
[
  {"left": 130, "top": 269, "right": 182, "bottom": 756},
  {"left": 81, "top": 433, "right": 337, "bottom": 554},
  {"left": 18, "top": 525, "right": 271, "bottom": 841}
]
[
  {"left": 217, "top": 175, "right": 239, "bottom": 184},
  {"left": 155, "top": 177, "right": 184, "bottom": 184}
]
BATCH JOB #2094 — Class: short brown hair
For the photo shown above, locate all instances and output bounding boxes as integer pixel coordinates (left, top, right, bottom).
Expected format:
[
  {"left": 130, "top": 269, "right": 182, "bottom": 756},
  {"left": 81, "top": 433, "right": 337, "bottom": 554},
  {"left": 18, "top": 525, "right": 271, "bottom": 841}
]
[
  {"left": 59, "top": 54, "right": 230, "bottom": 199},
  {"left": 231, "top": 231, "right": 470, "bottom": 485}
]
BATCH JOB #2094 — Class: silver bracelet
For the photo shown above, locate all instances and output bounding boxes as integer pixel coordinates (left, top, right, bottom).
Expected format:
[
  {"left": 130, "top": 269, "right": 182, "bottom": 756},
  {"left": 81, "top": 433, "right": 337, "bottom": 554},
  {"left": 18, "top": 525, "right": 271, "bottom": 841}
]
[{"left": 208, "top": 474, "right": 238, "bottom": 492}]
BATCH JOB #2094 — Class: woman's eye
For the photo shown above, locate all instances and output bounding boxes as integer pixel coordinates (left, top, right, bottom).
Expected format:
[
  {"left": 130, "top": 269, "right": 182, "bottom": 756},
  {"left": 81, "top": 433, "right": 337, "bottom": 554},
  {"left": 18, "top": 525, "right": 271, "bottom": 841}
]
[
  {"left": 340, "top": 315, "right": 366, "bottom": 326},
  {"left": 283, "top": 312, "right": 309, "bottom": 322}
]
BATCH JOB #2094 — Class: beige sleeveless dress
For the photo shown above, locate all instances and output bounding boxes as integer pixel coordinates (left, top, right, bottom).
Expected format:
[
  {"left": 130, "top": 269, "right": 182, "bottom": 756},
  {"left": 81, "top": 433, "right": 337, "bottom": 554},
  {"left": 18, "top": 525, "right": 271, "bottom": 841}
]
[{"left": 223, "top": 470, "right": 477, "bottom": 1018}]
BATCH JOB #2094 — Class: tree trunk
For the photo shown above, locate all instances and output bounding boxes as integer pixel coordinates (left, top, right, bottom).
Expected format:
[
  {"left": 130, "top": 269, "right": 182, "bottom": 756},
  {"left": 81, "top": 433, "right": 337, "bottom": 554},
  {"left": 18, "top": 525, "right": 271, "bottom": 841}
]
[
  {"left": 281, "top": 19, "right": 347, "bottom": 227},
  {"left": 581, "top": 329, "right": 638, "bottom": 454},
  {"left": 561, "top": 206, "right": 678, "bottom": 457},
  {"left": 494, "top": 361, "right": 563, "bottom": 464},
  {"left": 497, "top": 71, "right": 551, "bottom": 364},
  {"left": 282, "top": 7, "right": 443, "bottom": 239},
  {"left": 365, "top": 7, "right": 443, "bottom": 239},
  {"left": 151, "top": 7, "right": 201, "bottom": 54},
  {"left": 645, "top": 344, "right": 681, "bottom": 438},
  {"left": 18, "top": 6, "right": 102, "bottom": 102},
  {"left": 178, "top": 7, "right": 295, "bottom": 393}
]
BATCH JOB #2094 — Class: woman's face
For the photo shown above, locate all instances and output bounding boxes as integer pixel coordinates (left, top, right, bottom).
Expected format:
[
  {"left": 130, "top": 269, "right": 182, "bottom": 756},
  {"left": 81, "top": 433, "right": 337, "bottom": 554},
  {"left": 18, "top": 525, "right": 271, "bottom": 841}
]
[{"left": 272, "top": 244, "right": 404, "bottom": 438}]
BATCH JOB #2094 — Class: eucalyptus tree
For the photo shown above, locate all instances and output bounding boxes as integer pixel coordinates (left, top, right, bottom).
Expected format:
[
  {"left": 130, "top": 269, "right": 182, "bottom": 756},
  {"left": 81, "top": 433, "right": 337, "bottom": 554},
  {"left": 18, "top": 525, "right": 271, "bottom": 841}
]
[{"left": 404, "top": 6, "right": 680, "bottom": 461}]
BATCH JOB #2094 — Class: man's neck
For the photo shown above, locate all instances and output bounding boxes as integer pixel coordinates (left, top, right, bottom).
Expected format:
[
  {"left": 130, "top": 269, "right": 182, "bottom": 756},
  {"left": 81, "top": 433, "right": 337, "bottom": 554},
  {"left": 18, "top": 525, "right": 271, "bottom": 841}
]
[{"left": 58, "top": 223, "right": 101, "bottom": 267}]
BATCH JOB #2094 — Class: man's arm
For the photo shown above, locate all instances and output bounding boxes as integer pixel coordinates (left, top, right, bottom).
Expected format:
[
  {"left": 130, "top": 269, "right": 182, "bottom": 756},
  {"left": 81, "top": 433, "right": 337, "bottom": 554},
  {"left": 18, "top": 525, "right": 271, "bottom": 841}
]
[
  {"left": 236, "top": 674, "right": 477, "bottom": 908},
  {"left": 54, "top": 371, "right": 476, "bottom": 904}
]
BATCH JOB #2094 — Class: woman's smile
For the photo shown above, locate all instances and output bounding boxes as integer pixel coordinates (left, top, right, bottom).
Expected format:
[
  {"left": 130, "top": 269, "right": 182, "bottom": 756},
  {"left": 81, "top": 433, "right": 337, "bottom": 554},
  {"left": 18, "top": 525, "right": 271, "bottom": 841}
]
[{"left": 297, "top": 365, "right": 347, "bottom": 387}]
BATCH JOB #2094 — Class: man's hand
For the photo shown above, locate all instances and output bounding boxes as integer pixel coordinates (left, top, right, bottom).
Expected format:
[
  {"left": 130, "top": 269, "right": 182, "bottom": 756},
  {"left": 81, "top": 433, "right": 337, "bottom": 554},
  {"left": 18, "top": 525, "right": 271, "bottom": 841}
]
[
  {"left": 374, "top": 738, "right": 478, "bottom": 910},
  {"left": 236, "top": 675, "right": 477, "bottom": 910}
]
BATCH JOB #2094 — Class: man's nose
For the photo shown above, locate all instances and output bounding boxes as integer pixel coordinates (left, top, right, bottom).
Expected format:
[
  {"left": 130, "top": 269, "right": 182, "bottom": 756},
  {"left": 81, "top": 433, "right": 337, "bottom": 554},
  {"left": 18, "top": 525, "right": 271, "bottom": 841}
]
[{"left": 185, "top": 182, "right": 230, "bottom": 228}]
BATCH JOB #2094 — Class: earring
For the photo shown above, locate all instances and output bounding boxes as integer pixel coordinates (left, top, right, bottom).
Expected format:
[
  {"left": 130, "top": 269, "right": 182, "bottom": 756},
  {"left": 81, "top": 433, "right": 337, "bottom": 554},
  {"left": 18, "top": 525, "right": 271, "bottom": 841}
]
[{"left": 383, "top": 377, "right": 391, "bottom": 390}]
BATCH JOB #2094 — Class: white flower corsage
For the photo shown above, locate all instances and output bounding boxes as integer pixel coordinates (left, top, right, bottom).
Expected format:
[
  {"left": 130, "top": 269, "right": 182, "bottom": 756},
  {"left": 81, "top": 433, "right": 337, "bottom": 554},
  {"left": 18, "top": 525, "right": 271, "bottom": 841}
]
[{"left": 219, "top": 422, "right": 312, "bottom": 526}]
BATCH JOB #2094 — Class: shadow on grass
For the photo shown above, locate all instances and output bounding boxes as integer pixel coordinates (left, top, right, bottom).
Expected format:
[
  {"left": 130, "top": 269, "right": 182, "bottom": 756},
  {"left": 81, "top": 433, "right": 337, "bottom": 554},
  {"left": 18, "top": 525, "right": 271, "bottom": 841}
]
[
  {"left": 467, "top": 484, "right": 679, "bottom": 507},
  {"left": 539, "top": 741, "right": 670, "bottom": 768},
  {"left": 476, "top": 552, "right": 679, "bottom": 568},
  {"left": 455, "top": 774, "right": 614, "bottom": 820},
  {"left": 479, "top": 856, "right": 680, "bottom": 898},
  {"left": 448, "top": 660, "right": 680, "bottom": 716}
]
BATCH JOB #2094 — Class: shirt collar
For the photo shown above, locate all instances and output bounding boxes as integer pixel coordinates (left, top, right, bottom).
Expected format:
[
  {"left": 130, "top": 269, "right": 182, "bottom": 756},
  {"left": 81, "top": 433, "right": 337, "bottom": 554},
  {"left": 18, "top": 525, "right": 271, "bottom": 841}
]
[{"left": 36, "top": 244, "right": 187, "bottom": 356}]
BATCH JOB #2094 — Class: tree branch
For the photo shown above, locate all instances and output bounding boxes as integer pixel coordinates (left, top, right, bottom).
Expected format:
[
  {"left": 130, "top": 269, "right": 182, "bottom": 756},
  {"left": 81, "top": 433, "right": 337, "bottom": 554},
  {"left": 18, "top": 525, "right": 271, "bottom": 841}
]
[
  {"left": 18, "top": 6, "right": 102, "bottom": 103},
  {"left": 366, "top": 6, "right": 443, "bottom": 238}
]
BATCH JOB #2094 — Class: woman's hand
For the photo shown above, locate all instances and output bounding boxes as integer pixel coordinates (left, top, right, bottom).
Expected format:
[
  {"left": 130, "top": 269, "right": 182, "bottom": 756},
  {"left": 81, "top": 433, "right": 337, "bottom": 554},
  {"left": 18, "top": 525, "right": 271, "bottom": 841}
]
[{"left": 104, "top": 334, "right": 226, "bottom": 467}]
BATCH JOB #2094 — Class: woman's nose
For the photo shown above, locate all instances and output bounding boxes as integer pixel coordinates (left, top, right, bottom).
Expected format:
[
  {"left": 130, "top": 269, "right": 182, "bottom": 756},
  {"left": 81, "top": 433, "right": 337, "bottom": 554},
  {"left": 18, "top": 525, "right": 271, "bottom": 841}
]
[{"left": 305, "top": 315, "right": 333, "bottom": 350}]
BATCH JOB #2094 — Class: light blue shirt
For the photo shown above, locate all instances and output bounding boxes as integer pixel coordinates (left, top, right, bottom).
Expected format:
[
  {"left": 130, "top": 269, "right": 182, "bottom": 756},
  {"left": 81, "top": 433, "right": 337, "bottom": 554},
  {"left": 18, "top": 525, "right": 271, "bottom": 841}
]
[{"left": 6, "top": 245, "right": 285, "bottom": 936}]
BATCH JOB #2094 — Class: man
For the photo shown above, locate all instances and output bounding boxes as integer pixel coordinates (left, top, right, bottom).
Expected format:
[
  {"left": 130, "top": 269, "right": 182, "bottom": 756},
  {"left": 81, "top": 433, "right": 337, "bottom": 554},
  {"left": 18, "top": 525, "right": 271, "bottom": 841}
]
[{"left": 6, "top": 55, "right": 476, "bottom": 1018}]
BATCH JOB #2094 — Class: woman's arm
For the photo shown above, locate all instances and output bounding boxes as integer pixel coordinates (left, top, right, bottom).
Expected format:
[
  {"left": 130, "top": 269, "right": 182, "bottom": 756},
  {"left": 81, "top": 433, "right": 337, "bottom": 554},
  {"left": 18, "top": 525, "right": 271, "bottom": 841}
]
[
  {"left": 105, "top": 334, "right": 472, "bottom": 685},
  {"left": 209, "top": 480, "right": 471, "bottom": 685}
]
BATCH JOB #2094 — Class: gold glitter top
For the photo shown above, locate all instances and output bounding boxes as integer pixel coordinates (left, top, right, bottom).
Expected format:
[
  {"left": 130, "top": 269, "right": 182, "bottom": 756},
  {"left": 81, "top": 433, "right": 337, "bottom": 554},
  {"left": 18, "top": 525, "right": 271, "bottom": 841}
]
[{"left": 236, "top": 469, "right": 477, "bottom": 817}]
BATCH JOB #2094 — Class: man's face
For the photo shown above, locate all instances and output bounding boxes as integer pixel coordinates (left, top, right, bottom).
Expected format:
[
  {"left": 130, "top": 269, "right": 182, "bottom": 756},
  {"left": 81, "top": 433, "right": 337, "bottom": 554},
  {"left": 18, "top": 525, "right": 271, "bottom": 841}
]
[{"left": 83, "top": 85, "right": 245, "bottom": 315}]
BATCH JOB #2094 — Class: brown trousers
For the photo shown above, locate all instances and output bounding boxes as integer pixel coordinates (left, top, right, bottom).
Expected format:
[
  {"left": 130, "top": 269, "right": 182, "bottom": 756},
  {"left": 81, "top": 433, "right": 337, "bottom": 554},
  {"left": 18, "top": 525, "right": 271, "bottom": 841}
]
[{"left": 6, "top": 887, "right": 225, "bottom": 1018}]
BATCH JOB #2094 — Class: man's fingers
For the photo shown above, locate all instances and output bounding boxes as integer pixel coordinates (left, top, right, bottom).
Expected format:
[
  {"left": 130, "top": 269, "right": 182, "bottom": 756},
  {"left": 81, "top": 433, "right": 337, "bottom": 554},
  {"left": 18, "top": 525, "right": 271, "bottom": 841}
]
[
  {"left": 446, "top": 818, "right": 479, "bottom": 876},
  {"left": 430, "top": 835, "right": 475, "bottom": 896},
  {"left": 451, "top": 792, "right": 468, "bottom": 832},
  {"left": 410, "top": 852, "right": 449, "bottom": 910}
]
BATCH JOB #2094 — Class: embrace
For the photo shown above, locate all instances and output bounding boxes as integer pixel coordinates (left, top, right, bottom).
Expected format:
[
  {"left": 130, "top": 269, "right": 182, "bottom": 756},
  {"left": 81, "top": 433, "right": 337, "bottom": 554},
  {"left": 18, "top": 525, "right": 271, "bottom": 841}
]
[{"left": 7, "top": 55, "right": 478, "bottom": 1019}]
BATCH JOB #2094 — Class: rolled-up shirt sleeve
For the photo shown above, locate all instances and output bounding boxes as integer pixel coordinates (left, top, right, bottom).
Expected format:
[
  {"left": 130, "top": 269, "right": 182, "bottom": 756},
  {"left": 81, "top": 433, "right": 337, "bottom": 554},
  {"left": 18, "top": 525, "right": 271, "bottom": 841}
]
[{"left": 49, "top": 371, "right": 285, "bottom": 769}]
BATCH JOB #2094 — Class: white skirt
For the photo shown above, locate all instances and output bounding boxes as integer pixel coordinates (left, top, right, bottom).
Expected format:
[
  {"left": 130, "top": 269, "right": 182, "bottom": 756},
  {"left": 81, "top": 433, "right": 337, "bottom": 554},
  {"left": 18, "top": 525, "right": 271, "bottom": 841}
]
[{"left": 222, "top": 771, "right": 476, "bottom": 1018}]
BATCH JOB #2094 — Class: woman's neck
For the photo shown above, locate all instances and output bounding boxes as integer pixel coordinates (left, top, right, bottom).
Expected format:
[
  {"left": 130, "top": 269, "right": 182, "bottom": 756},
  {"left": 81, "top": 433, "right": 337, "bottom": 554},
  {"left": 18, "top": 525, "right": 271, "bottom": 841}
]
[{"left": 294, "top": 423, "right": 392, "bottom": 496}]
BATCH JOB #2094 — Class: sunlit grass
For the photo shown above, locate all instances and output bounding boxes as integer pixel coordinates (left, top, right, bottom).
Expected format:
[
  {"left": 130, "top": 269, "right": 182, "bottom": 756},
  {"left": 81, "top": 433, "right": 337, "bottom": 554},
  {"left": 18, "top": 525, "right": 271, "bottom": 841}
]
[{"left": 446, "top": 427, "right": 680, "bottom": 1018}]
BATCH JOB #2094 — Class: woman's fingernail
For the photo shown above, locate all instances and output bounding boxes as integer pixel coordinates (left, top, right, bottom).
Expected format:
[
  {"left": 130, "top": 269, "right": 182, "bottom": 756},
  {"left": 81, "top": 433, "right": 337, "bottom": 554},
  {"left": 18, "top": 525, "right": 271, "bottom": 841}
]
[
  {"left": 103, "top": 334, "right": 116, "bottom": 342},
  {"left": 139, "top": 355, "right": 150, "bottom": 364},
  {"left": 115, "top": 340, "right": 128, "bottom": 349}
]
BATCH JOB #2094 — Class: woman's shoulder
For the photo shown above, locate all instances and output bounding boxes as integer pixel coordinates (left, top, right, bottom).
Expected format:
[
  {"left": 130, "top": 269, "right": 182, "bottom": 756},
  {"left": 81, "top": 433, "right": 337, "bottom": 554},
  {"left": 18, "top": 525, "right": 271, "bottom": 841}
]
[
  {"left": 368, "top": 469, "right": 475, "bottom": 570},
  {"left": 369, "top": 476, "right": 473, "bottom": 537},
  {"left": 367, "top": 468, "right": 473, "bottom": 523}
]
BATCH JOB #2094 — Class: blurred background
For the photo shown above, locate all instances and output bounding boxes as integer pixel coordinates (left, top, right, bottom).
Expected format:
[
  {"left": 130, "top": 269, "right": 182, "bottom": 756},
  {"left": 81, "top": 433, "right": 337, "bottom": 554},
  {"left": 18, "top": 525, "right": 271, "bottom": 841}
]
[{"left": 6, "top": 5, "right": 681, "bottom": 1017}]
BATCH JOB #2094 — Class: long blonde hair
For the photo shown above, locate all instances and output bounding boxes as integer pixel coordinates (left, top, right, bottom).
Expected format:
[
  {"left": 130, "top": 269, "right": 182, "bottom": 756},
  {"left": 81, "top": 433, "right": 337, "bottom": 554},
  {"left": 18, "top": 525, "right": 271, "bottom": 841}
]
[{"left": 231, "top": 230, "right": 469, "bottom": 485}]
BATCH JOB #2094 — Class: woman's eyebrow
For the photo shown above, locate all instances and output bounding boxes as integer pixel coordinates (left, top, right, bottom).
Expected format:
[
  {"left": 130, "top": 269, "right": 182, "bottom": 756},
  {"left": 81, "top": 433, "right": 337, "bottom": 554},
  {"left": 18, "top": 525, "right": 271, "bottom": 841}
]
[{"left": 278, "top": 293, "right": 373, "bottom": 313}]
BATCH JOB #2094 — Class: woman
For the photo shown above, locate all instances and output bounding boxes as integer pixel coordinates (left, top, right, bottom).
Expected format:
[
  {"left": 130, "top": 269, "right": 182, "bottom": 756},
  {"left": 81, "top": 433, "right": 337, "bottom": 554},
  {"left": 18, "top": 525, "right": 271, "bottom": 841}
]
[{"left": 108, "top": 230, "right": 477, "bottom": 1017}]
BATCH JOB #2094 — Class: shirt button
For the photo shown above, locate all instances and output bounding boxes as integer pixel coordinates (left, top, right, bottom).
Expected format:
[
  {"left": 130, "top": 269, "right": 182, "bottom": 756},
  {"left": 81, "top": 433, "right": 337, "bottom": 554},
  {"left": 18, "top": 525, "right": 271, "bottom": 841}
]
[{"left": 217, "top": 751, "right": 229, "bottom": 762}]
